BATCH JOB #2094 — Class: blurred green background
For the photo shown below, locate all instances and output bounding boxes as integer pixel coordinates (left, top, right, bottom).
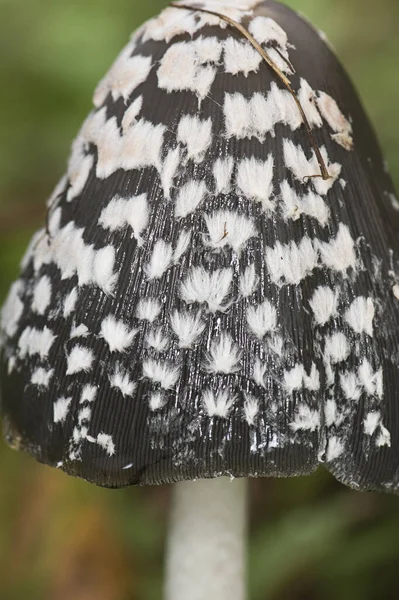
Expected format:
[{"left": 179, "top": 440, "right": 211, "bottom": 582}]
[{"left": 1, "top": 0, "right": 399, "bottom": 598}]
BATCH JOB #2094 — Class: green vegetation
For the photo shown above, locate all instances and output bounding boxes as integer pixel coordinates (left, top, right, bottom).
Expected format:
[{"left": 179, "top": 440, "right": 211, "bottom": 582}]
[{"left": 1, "top": 1, "right": 399, "bottom": 598}]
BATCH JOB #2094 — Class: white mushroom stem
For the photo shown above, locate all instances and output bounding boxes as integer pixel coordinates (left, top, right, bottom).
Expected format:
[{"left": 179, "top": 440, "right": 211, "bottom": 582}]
[{"left": 165, "top": 477, "right": 248, "bottom": 600}]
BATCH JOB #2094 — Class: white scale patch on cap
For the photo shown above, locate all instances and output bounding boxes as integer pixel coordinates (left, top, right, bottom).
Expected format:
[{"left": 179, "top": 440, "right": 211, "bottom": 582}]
[
  {"left": 317, "top": 91, "right": 353, "bottom": 151},
  {"left": 63, "top": 288, "right": 78, "bottom": 318},
  {"left": 177, "top": 115, "right": 213, "bottom": 163},
  {"left": 1, "top": 280, "right": 24, "bottom": 338},
  {"left": 283, "top": 363, "right": 320, "bottom": 393},
  {"left": 149, "top": 392, "right": 167, "bottom": 412},
  {"left": 280, "top": 180, "right": 329, "bottom": 226},
  {"left": 18, "top": 326, "right": 56, "bottom": 359},
  {"left": 204, "top": 210, "right": 257, "bottom": 253},
  {"left": 66, "top": 345, "right": 94, "bottom": 375},
  {"left": 236, "top": 156, "right": 275, "bottom": 211},
  {"left": 31, "top": 275, "right": 52, "bottom": 315},
  {"left": 246, "top": 300, "right": 277, "bottom": 339},
  {"left": 145, "top": 240, "right": 174, "bottom": 280},
  {"left": 173, "top": 230, "right": 192, "bottom": 264},
  {"left": 170, "top": 310, "right": 206, "bottom": 348},
  {"left": 145, "top": 328, "right": 170, "bottom": 352},
  {"left": 142, "top": 359, "right": 180, "bottom": 390},
  {"left": 121, "top": 96, "right": 144, "bottom": 133},
  {"left": 252, "top": 359, "right": 268, "bottom": 389},
  {"left": 96, "top": 433, "right": 116, "bottom": 456},
  {"left": 265, "top": 237, "right": 318, "bottom": 286},
  {"left": 224, "top": 37, "right": 262, "bottom": 76},
  {"left": 94, "top": 52, "right": 153, "bottom": 107},
  {"left": 180, "top": 267, "right": 233, "bottom": 312},
  {"left": 205, "top": 333, "right": 242, "bottom": 374},
  {"left": 109, "top": 367, "right": 137, "bottom": 397},
  {"left": 70, "top": 324, "right": 89, "bottom": 339},
  {"left": 202, "top": 388, "right": 236, "bottom": 419},
  {"left": 248, "top": 15, "right": 288, "bottom": 48},
  {"left": 160, "top": 147, "right": 181, "bottom": 200},
  {"left": 239, "top": 264, "right": 258, "bottom": 298},
  {"left": 309, "top": 286, "right": 339, "bottom": 326},
  {"left": 175, "top": 180, "right": 208, "bottom": 218},
  {"left": 283, "top": 140, "right": 341, "bottom": 195},
  {"left": 325, "top": 436, "right": 345, "bottom": 462},
  {"left": 53, "top": 396, "right": 72, "bottom": 424},
  {"left": 324, "top": 332, "right": 350, "bottom": 365},
  {"left": 213, "top": 157, "right": 234, "bottom": 195},
  {"left": 289, "top": 405, "right": 320, "bottom": 432},
  {"left": 136, "top": 298, "right": 161, "bottom": 323},
  {"left": 363, "top": 411, "right": 391, "bottom": 447},
  {"left": 158, "top": 41, "right": 218, "bottom": 102},
  {"left": 243, "top": 394, "right": 259, "bottom": 426},
  {"left": 344, "top": 297, "right": 375, "bottom": 337},
  {"left": 101, "top": 315, "right": 138, "bottom": 353},
  {"left": 317, "top": 224, "right": 357, "bottom": 274},
  {"left": 31, "top": 367, "right": 54, "bottom": 388},
  {"left": 99, "top": 193, "right": 149, "bottom": 246}
]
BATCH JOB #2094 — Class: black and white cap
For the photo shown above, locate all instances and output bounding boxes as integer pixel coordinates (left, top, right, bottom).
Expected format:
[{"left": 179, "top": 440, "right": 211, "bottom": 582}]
[{"left": 1, "top": 0, "right": 399, "bottom": 491}]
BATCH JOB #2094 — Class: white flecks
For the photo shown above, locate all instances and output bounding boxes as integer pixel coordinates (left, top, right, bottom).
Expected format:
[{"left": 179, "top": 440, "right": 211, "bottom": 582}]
[
  {"left": 393, "top": 284, "right": 399, "bottom": 300},
  {"left": 63, "top": 288, "right": 78, "bottom": 318},
  {"left": 252, "top": 359, "right": 268, "bottom": 389},
  {"left": 243, "top": 394, "right": 259, "bottom": 426},
  {"left": 93, "top": 246, "right": 118, "bottom": 296},
  {"left": 146, "top": 328, "right": 170, "bottom": 352},
  {"left": 326, "top": 436, "right": 344, "bottom": 461},
  {"left": 142, "top": 359, "right": 180, "bottom": 389},
  {"left": 145, "top": 239, "right": 173, "bottom": 280},
  {"left": 170, "top": 310, "right": 206, "bottom": 348},
  {"left": 67, "top": 154, "right": 94, "bottom": 202},
  {"left": 101, "top": 315, "right": 138, "bottom": 353},
  {"left": 177, "top": 115, "right": 212, "bottom": 162},
  {"left": 224, "top": 84, "right": 302, "bottom": 142},
  {"left": 96, "top": 433, "right": 116, "bottom": 456},
  {"left": 142, "top": 7, "right": 199, "bottom": 44},
  {"left": 237, "top": 156, "right": 275, "bottom": 211},
  {"left": 290, "top": 405, "right": 320, "bottom": 432},
  {"left": 7, "top": 357, "right": 16, "bottom": 374},
  {"left": 175, "top": 180, "right": 207, "bottom": 218},
  {"left": 193, "top": 36, "right": 224, "bottom": 63},
  {"left": 266, "top": 47, "right": 293, "bottom": 75},
  {"left": 344, "top": 297, "right": 374, "bottom": 337},
  {"left": 224, "top": 37, "right": 262, "bottom": 76},
  {"left": 309, "top": 285, "right": 338, "bottom": 326},
  {"left": 246, "top": 300, "right": 277, "bottom": 339},
  {"left": 94, "top": 52, "right": 152, "bottom": 106},
  {"left": 284, "top": 363, "right": 320, "bottom": 393},
  {"left": 109, "top": 367, "right": 136, "bottom": 397},
  {"left": 325, "top": 399, "right": 344, "bottom": 427},
  {"left": 46, "top": 174, "right": 68, "bottom": 208},
  {"left": 136, "top": 298, "right": 161, "bottom": 323},
  {"left": 202, "top": 389, "right": 236, "bottom": 419},
  {"left": 204, "top": 210, "right": 256, "bottom": 253},
  {"left": 248, "top": 16, "right": 288, "bottom": 49},
  {"left": 213, "top": 157, "right": 234, "bottom": 194},
  {"left": 99, "top": 193, "right": 148, "bottom": 245},
  {"left": 158, "top": 41, "right": 217, "bottom": 102},
  {"left": 324, "top": 332, "right": 350, "bottom": 364},
  {"left": 205, "top": 333, "right": 242, "bottom": 374},
  {"left": 66, "top": 345, "right": 94, "bottom": 375},
  {"left": 80, "top": 385, "right": 97, "bottom": 403},
  {"left": 280, "top": 180, "right": 329, "bottom": 226},
  {"left": 364, "top": 411, "right": 381, "bottom": 436},
  {"left": 265, "top": 237, "right": 318, "bottom": 286},
  {"left": 18, "top": 326, "right": 56, "bottom": 359},
  {"left": 173, "top": 230, "right": 192, "bottom": 263},
  {"left": 1, "top": 280, "right": 24, "bottom": 338},
  {"left": 149, "top": 392, "right": 167, "bottom": 412},
  {"left": 317, "top": 224, "right": 357, "bottom": 274},
  {"left": 358, "top": 360, "right": 383, "bottom": 398},
  {"left": 31, "top": 367, "right": 54, "bottom": 388},
  {"left": 340, "top": 372, "right": 362, "bottom": 401},
  {"left": 297, "top": 79, "right": 323, "bottom": 127},
  {"left": 317, "top": 91, "right": 353, "bottom": 149},
  {"left": 239, "top": 264, "right": 258, "bottom": 298},
  {"left": 53, "top": 397, "right": 72, "bottom": 424},
  {"left": 180, "top": 267, "right": 233, "bottom": 312},
  {"left": 161, "top": 147, "right": 181, "bottom": 199},
  {"left": 283, "top": 139, "right": 341, "bottom": 195},
  {"left": 70, "top": 324, "right": 89, "bottom": 339}
]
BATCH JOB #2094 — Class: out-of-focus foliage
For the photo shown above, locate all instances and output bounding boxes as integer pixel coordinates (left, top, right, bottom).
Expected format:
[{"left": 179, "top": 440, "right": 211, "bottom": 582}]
[{"left": 1, "top": 1, "right": 399, "bottom": 598}]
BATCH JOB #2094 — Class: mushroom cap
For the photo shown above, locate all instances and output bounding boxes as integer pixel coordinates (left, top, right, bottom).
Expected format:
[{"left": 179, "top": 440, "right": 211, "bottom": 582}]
[{"left": 1, "top": 0, "right": 399, "bottom": 490}]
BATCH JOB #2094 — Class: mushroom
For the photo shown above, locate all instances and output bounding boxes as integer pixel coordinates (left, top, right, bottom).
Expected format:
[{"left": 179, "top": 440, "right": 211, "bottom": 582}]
[{"left": 1, "top": 0, "right": 399, "bottom": 598}]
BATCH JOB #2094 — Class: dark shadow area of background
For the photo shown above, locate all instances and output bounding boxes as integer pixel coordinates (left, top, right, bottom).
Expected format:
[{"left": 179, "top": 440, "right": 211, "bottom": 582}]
[{"left": 1, "top": 1, "right": 399, "bottom": 598}]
